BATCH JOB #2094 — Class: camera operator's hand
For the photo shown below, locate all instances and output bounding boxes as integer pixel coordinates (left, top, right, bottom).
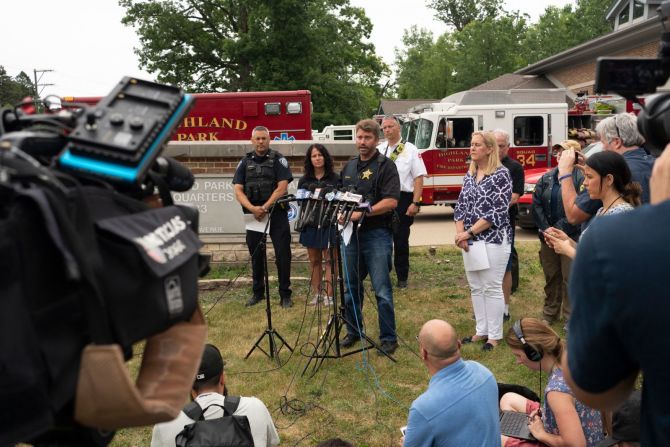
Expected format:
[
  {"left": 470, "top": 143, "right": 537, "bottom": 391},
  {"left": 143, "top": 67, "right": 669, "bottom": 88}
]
[{"left": 651, "top": 143, "right": 670, "bottom": 205}]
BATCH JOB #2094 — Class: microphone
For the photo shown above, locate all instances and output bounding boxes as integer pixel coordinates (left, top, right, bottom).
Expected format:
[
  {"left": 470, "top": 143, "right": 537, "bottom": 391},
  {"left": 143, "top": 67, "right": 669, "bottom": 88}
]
[
  {"left": 301, "top": 185, "right": 324, "bottom": 228},
  {"left": 297, "top": 184, "right": 317, "bottom": 228},
  {"left": 342, "top": 191, "right": 365, "bottom": 227},
  {"left": 275, "top": 194, "right": 296, "bottom": 204},
  {"left": 316, "top": 186, "right": 335, "bottom": 229},
  {"left": 153, "top": 156, "right": 195, "bottom": 192}
]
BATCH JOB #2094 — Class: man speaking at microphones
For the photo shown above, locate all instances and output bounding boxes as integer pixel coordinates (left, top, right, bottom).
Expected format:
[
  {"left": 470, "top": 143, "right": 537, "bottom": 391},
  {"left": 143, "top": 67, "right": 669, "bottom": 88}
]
[{"left": 339, "top": 119, "right": 401, "bottom": 355}]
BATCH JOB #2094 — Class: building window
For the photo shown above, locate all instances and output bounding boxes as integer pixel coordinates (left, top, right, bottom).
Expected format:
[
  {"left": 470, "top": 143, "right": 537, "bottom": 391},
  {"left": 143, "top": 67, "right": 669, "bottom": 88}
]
[
  {"left": 619, "top": 2, "right": 630, "bottom": 24},
  {"left": 513, "top": 116, "right": 544, "bottom": 147},
  {"left": 633, "top": 0, "right": 644, "bottom": 19}
]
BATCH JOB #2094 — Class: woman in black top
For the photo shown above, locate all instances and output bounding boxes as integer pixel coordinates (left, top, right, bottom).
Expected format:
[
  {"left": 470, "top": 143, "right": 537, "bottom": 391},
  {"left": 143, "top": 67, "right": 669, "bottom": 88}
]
[{"left": 298, "top": 144, "right": 339, "bottom": 305}]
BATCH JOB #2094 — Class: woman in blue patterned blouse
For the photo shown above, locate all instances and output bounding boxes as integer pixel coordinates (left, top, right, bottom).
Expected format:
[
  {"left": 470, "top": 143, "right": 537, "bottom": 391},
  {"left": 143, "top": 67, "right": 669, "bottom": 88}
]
[{"left": 454, "top": 131, "right": 512, "bottom": 351}]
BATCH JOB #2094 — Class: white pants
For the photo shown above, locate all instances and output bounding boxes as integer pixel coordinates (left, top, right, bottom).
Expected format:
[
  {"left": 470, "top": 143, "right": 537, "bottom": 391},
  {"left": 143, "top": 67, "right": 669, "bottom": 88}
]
[{"left": 465, "top": 241, "right": 511, "bottom": 341}]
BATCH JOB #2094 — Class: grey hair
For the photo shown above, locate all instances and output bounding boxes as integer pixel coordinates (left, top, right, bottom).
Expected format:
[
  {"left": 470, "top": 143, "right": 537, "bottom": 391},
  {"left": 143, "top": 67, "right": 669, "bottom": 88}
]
[
  {"left": 493, "top": 129, "right": 510, "bottom": 145},
  {"left": 595, "top": 113, "right": 644, "bottom": 147},
  {"left": 252, "top": 125, "right": 270, "bottom": 134}
]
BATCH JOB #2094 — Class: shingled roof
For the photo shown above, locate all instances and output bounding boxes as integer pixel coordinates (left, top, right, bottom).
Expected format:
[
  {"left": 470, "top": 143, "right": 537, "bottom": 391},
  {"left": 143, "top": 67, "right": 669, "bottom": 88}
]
[
  {"left": 471, "top": 74, "right": 558, "bottom": 91},
  {"left": 378, "top": 99, "right": 440, "bottom": 115}
]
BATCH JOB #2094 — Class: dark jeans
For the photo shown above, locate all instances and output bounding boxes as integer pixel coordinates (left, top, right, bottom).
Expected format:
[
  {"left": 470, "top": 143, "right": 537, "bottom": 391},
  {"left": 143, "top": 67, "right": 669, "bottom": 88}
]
[
  {"left": 393, "top": 192, "right": 415, "bottom": 282},
  {"left": 246, "top": 209, "right": 292, "bottom": 300},
  {"left": 341, "top": 227, "right": 397, "bottom": 342}
]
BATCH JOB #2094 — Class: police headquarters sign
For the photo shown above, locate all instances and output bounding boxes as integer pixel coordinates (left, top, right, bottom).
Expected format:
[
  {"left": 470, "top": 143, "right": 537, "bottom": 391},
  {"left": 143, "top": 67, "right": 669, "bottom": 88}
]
[{"left": 173, "top": 175, "right": 299, "bottom": 234}]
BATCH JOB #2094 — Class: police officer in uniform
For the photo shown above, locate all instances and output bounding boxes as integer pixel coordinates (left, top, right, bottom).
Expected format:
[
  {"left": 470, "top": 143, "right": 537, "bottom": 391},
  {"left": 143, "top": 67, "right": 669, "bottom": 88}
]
[
  {"left": 378, "top": 115, "right": 427, "bottom": 288},
  {"left": 339, "top": 119, "right": 400, "bottom": 355},
  {"left": 233, "top": 126, "right": 294, "bottom": 308}
]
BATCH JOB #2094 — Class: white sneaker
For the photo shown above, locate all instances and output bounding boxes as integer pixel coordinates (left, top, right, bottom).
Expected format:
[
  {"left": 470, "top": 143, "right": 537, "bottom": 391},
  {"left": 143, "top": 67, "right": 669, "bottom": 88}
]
[
  {"left": 323, "top": 296, "right": 334, "bottom": 306},
  {"left": 308, "top": 294, "right": 321, "bottom": 306}
]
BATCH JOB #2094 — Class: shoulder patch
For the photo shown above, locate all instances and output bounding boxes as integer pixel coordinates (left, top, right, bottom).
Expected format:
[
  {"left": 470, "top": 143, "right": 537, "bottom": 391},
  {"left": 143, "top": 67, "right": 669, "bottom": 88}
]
[{"left": 279, "top": 157, "right": 288, "bottom": 168}]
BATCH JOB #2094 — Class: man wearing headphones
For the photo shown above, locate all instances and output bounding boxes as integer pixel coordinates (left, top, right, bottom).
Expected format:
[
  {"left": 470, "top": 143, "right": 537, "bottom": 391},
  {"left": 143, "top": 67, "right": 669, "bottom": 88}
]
[{"left": 403, "top": 319, "right": 499, "bottom": 446}]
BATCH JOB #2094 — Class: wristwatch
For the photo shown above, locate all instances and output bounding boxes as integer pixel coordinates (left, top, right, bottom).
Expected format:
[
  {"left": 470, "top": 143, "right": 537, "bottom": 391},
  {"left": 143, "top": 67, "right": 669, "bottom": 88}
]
[
  {"left": 467, "top": 228, "right": 475, "bottom": 237},
  {"left": 412, "top": 201, "right": 421, "bottom": 207}
]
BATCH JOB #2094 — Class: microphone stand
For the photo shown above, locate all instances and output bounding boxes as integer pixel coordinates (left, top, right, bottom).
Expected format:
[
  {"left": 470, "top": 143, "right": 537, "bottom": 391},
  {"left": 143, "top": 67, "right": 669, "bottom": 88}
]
[
  {"left": 245, "top": 202, "right": 293, "bottom": 365},
  {"left": 302, "top": 208, "right": 396, "bottom": 377}
]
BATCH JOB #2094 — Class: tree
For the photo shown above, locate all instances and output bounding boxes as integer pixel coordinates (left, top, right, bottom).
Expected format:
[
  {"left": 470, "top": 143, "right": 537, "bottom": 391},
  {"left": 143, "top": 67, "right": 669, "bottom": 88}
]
[
  {"left": 119, "top": 0, "right": 387, "bottom": 129},
  {"left": 394, "top": 27, "right": 455, "bottom": 99},
  {"left": 450, "top": 13, "right": 528, "bottom": 92},
  {"left": 428, "top": 0, "right": 503, "bottom": 31},
  {"left": 523, "top": 0, "right": 613, "bottom": 65},
  {"left": 0, "top": 66, "right": 34, "bottom": 107}
]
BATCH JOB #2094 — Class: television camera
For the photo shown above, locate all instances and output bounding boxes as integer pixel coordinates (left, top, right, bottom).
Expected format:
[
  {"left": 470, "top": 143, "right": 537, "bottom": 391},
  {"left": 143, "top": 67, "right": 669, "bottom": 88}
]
[
  {"left": 595, "top": 0, "right": 670, "bottom": 156},
  {"left": 0, "top": 78, "right": 208, "bottom": 446}
]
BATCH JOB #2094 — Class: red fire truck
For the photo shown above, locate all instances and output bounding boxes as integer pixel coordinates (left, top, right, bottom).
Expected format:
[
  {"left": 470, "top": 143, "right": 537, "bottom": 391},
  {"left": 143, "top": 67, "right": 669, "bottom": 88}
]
[
  {"left": 62, "top": 90, "right": 313, "bottom": 142},
  {"left": 401, "top": 89, "right": 569, "bottom": 205}
]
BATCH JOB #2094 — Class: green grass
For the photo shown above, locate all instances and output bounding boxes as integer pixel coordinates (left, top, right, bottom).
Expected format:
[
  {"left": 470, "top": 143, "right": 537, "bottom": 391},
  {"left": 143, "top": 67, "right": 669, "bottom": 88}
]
[{"left": 111, "top": 241, "right": 561, "bottom": 446}]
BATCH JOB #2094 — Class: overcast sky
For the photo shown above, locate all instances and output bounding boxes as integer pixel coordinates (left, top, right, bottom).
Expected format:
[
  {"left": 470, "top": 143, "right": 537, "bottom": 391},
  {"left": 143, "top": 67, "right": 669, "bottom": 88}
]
[{"left": 2, "top": 0, "right": 574, "bottom": 97}]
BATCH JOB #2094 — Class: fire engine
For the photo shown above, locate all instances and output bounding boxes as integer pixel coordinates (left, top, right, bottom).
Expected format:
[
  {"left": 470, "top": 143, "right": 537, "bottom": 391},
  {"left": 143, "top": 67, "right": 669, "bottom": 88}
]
[
  {"left": 62, "top": 90, "right": 313, "bottom": 142},
  {"left": 401, "top": 89, "right": 569, "bottom": 205}
]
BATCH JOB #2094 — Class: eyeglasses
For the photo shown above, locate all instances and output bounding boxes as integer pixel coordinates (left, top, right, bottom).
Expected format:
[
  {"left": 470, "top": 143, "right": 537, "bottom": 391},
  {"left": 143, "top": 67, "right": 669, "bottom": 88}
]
[{"left": 614, "top": 115, "right": 622, "bottom": 141}]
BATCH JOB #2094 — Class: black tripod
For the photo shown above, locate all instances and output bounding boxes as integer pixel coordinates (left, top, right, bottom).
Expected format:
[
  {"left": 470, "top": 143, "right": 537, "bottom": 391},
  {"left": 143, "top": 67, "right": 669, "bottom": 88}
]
[
  {"left": 302, "top": 221, "right": 395, "bottom": 377},
  {"left": 245, "top": 207, "right": 293, "bottom": 364}
]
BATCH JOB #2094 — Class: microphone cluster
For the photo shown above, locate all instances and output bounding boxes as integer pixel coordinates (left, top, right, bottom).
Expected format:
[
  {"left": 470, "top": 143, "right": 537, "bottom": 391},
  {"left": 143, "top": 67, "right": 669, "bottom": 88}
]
[{"left": 294, "top": 184, "right": 368, "bottom": 231}]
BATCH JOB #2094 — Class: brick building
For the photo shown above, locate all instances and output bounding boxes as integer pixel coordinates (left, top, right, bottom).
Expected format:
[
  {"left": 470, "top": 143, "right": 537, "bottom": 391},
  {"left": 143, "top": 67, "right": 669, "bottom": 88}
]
[{"left": 515, "top": 0, "right": 665, "bottom": 98}]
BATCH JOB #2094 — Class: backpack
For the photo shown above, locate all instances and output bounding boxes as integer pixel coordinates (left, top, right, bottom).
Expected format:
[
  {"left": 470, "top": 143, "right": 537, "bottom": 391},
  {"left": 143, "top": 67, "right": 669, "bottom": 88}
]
[{"left": 175, "top": 396, "right": 254, "bottom": 447}]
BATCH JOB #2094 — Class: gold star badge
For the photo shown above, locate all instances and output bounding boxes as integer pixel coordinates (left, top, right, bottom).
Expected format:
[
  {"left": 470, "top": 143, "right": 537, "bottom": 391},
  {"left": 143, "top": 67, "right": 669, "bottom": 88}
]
[{"left": 361, "top": 169, "right": 373, "bottom": 180}]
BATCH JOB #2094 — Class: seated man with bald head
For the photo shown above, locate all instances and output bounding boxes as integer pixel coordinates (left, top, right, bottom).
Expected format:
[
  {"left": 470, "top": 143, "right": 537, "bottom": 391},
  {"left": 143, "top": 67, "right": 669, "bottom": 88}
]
[{"left": 403, "top": 320, "right": 501, "bottom": 447}]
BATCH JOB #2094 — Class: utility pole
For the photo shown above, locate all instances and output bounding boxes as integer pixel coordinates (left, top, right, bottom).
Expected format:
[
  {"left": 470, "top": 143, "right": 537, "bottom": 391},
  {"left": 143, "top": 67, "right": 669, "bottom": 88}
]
[{"left": 33, "top": 69, "right": 55, "bottom": 112}]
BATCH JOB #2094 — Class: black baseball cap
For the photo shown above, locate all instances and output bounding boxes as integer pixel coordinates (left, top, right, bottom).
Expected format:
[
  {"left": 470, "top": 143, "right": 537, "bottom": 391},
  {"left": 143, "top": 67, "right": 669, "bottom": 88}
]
[
  {"left": 195, "top": 344, "right": 226, "bottom": 383},
  {"left": 596, "top": 390, "right": 641, "bottom": 447}
]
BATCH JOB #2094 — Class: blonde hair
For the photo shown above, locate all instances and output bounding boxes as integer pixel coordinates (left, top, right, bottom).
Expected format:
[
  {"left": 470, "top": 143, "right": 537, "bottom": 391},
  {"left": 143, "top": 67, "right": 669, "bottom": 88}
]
[
  {"left": 468, "top": 131, "right": 501, "bottom": 176},
  {"left": 505, "top": 318, "right": 564, "bottom": 360}
]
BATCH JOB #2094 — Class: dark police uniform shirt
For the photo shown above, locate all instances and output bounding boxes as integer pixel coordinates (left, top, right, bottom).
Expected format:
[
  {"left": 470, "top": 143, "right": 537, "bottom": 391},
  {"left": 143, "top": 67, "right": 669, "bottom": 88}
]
[
  {"left": 232, "top": 149, "right": 293, "bottom": 213},
  {"left": 297, "top": 172, "right": 339, "bottom": 192},
  {"left": 340, "top": 151, "right": 400, "bottom": 231},
  {"left": 501, "top": 156, "right": 524, "bottom": 220}
]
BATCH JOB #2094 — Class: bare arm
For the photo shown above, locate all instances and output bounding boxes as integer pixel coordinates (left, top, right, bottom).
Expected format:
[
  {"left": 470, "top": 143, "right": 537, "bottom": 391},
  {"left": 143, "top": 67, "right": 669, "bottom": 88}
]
[
  {"left": 651, "top": 143, "right": 670, "bottom": 205},
  {"left": 234, "top": 184, "right": 265, "bottom": 220},
  {"left": 529, "top": 391, "right": 586, "bottom": 447},
  {"left": 510, "top": 192, "right": 520, "bottom": 206},
  {"left": 407, "top": 176, "right": 424, "bottom": 217},
  {"left": 263, "top": 179, "right": 289, "bottom": 210},
  {"left": 561, "top": 351, "right": 639, "bottom": 410},
  {"left": 558, "top": 150, "right": 591, "bottom": 224}
]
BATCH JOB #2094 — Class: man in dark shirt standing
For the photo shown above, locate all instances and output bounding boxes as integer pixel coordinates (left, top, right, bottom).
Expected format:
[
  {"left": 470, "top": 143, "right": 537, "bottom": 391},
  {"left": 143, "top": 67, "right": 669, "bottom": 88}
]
[
  {"left": 562, "top": 145, "right": 670, "bottom": 446},
  {"left": 494, "top": 130, "right": 524, "bottom": 321},
  {"left": 596, "top": 113, "right": 654, "bottom": 203},
  {"left": 558, "top": 113, "right": 654, "bottom": 229},
  {"left": 339, "top": 119, "right": 400, "bottom": 355},
  {"left": 233, "top": 126, "right": 294, "bottom": 308}
]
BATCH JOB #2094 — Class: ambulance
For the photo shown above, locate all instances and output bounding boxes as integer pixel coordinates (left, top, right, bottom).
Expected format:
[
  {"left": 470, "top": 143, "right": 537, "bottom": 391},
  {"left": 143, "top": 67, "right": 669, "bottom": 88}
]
[{"left": 401, "top": 89, "right": 569, "bottom": 205}]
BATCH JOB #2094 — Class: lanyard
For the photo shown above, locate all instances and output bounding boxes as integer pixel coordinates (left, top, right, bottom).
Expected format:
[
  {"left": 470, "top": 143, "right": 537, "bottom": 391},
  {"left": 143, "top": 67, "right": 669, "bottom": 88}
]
[{"left": 385, "top": 141, "right": 405, "bottom": 162}]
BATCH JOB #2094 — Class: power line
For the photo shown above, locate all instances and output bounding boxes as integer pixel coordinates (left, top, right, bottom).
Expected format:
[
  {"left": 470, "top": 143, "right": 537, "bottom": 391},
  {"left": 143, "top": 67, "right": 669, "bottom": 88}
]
[{"left": 33, "top": 68, "right": 55, "bottom": 111}]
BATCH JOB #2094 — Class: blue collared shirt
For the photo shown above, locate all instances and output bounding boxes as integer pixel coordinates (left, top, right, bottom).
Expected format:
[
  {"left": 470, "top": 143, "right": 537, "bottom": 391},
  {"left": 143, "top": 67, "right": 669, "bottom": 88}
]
[{"left": 404, "top": 359, "right": 501, "bottom": 447}]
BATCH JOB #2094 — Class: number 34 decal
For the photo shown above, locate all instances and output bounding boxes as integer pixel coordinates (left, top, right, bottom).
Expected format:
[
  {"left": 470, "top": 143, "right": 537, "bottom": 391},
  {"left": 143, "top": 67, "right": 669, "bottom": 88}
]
[{"left": 516, "top": 153, "right": 536, "bottom": 167}]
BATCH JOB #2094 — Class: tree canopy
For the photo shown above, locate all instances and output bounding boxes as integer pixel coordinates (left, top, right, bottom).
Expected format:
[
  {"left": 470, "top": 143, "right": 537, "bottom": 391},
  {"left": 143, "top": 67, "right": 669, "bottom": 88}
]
[
  {"left": 0, "top": 67, "right": 34, "bottom": 107},
  {"left": 428, "top": 0, "right": 503, "bottom": 31},
  {"left": 395, "top": 0, "right": 614, "bottom": 100},
  {"left": 119, "top": 0, "right": 387, "bottom": 129}
]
